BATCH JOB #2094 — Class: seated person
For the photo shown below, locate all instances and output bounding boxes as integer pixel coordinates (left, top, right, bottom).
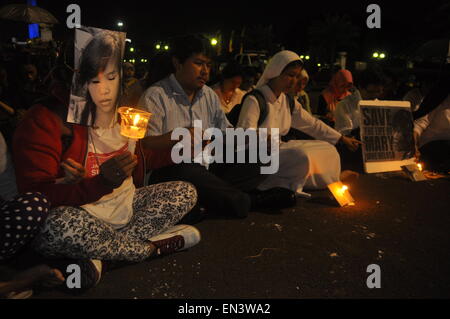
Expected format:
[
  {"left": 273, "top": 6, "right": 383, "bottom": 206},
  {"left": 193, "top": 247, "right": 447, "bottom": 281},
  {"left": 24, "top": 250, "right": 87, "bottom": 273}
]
[
  {"left": 317, "top": 69, "right": 354, "bottom": 126},
  {"left": 120, "top": 62, "right": 144, "bottom": 107},
  {"left": 291, "top": 69, "right": 312, "bottom": 115},
  {"left": 211, "top": 62, "right": 246, "bottom": 114},
  {"left": 237, "top": 50, "right": 361, "bottom": 196},
  {"left": 334, "top": 68, "right": 385, "bottom": 136},
  {"left": 13, "top": 30, "right": 201, "bottom": 291},
  {"left": 414, "top": 94, "right": 450, "bottom": 173},
  {"left": 240, "top": 67, "right": 257, "bottom": 93},
  {"left": 139, "top": 35, "right": 295, "bottom": 217},
  {"left": 1, "top": 131, "right": 64, "bottom": 298}
]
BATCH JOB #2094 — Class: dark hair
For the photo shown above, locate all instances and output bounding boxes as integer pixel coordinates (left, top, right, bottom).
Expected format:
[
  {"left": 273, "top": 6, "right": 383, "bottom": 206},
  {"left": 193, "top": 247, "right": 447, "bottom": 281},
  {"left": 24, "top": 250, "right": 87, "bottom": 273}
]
[
  {"left": 282, "top": 60, "right": 304, "bottom": 74},
  {"left": 357, "top": 69, "right": 386, "bottom": 89},
  {"left": 170, "top": 34, "right": 215, "bottom": 64},
  {"left": 220, "top": 62, "right": 244, "bottom": 81},
  {"left": 242, "top": 66, "right": 257, "bottom": 78},
  {"left": 77, "top": 32, "right": 122, "bottom": 125}
]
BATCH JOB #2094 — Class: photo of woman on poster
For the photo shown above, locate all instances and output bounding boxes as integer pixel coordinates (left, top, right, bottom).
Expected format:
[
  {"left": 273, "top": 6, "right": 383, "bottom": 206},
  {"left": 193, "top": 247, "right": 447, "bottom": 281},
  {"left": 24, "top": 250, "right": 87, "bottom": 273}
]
[{"left": 67, "top": 27, "right": 125, "bottom": 126}]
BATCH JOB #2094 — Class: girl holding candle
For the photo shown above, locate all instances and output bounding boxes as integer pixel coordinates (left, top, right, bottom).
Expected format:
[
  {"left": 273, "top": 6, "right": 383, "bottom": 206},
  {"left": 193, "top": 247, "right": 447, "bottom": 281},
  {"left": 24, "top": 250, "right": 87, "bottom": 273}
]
[{"left": 13, "top": 29, "right": 200, "bottom": 291}]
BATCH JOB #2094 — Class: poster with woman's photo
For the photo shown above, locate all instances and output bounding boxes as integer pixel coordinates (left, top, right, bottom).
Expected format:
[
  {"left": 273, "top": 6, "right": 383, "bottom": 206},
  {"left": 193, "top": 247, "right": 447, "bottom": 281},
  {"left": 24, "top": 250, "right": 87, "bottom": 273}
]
[
  {"left": 360, "top": 100, "right": 416, "bottom": 173},
  {"left": 67, "top": 26, "right": 126, "bottom": 126}
]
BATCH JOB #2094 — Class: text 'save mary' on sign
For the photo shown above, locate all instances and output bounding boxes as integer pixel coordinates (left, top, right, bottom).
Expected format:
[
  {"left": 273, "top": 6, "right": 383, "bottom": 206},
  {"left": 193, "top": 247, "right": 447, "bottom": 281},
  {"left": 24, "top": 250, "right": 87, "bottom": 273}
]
[{"left": 359, "top": 100, "right": 416, "bottom": 174}]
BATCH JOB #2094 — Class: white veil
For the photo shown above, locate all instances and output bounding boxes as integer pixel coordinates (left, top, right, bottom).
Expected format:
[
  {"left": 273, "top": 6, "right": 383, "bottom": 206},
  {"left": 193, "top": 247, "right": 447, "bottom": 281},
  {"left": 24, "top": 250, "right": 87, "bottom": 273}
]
[{"left": 256, "top": 50, "right": 302, "bottom": 88}]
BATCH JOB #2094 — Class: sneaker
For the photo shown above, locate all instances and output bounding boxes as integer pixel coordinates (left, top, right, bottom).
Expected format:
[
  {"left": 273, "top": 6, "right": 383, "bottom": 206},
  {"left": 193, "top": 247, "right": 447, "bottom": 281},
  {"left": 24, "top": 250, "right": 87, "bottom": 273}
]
[
  {"left": 149, "top": 225, "right": 201, "bottom": 256},
  {"left": 80, "top": 259, "right": 102, "bottom": 288},
  {"left": 67, "top": 259, "right": 102, "bottom": 293},
  {"left": 47, "top": 258, "right": 102, "bottom": 293}
]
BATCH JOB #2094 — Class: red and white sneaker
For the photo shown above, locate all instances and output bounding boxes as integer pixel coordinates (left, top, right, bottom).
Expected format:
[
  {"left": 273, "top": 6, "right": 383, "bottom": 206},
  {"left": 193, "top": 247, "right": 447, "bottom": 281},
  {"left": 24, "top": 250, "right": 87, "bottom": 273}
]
[{"left": 149, "top": 225, "right": 201, "bottom": 256}]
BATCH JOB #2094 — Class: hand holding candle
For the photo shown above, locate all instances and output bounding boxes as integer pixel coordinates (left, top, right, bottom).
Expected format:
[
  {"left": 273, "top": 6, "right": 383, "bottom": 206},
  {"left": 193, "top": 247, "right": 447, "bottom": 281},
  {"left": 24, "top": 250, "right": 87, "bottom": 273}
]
[{"left": 118, "top": 107, "right": 152, "bottom": 139}]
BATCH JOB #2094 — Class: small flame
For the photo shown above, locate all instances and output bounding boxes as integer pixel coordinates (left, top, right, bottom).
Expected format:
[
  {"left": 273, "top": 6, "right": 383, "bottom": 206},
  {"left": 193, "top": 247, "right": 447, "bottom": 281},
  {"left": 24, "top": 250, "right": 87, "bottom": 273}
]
[
  {"left": 417, "top": 163, "right": 423, "bottom": 172},
  {"left": 337, "top": 185, "right": 348, "bottom": 196},
  {"left": 133, "top": 114, "right": 140, "bottom": 126}
]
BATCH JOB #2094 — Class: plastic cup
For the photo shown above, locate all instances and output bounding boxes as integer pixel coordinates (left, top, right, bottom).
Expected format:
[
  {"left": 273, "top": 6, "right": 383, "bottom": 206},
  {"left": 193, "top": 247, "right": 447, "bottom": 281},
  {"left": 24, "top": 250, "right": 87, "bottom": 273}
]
[{"left": 117, "top": 107, "right": 152, "bottom": 139}]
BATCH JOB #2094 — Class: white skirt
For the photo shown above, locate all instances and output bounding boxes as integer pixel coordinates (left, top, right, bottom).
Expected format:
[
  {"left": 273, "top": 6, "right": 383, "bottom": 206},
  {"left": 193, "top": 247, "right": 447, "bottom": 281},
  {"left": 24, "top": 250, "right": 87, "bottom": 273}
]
[{"left": 257, "top": 139, "right": 341, "bottom": 193}]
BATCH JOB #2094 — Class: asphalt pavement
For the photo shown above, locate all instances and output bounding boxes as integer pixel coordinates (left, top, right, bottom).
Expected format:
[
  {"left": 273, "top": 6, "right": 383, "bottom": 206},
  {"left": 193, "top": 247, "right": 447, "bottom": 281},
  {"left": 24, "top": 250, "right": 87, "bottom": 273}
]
[{"left": 17, "top": 171, "right": 449, "bottom": 299}]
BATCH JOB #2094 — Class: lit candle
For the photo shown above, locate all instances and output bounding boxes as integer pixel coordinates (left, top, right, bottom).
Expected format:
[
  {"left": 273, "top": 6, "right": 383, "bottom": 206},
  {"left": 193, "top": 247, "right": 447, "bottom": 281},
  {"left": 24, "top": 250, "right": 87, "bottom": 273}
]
[
  {"left": 337, "top": 185, "right": 348, "bottom": 196},
  {"left": 118, "top": 107, "right": 151, "bottom": 139},
  {"left": 328, "top": 182, "right": 355, "bottom": 207},
  {"left": 417, "top": 163, "right": 423, "bottom": 172}
]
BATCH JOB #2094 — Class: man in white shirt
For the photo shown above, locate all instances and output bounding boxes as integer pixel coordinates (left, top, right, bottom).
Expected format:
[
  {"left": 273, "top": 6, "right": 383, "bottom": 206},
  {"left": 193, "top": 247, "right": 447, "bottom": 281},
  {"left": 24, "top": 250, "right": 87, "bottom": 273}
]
[{"left": 140, "top": 35, "right": 294, "bottom": 218}]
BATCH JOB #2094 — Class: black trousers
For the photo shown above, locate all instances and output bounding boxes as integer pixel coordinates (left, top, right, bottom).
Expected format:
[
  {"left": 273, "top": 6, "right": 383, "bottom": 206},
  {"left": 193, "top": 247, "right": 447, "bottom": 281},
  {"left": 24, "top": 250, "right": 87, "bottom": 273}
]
[
  {"left": 149, "top": 158, "right": 266, "bottom": 218},
  {"left": 336, "top": 128, "right": 364, "bottom": 173},
  {"left": 419, "top": 140, "right": 450, "bottom": 173}
]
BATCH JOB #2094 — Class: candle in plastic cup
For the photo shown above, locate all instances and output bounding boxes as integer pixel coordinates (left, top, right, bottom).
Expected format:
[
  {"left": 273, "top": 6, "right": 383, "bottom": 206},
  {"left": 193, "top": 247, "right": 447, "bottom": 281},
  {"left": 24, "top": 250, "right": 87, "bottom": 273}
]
[{"left": 118, "top": 107, "right": 151, "bottom": 139}]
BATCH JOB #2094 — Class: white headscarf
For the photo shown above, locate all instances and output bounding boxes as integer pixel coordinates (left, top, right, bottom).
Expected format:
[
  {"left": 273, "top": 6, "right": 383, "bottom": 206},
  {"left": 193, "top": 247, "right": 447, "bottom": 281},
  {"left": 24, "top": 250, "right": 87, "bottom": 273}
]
[
  {"left": 300, "top": 69, "right": 309, "bottom": 81},
  {"left": 256, "top": 50, "right": 302, "bottom": 88}
]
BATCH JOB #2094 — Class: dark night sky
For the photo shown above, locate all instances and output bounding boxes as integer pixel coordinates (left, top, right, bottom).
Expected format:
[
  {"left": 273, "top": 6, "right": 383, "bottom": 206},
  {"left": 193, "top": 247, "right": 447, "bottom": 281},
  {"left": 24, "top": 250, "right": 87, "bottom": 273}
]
[{"left": 1, "top": 0, "right": 449, "bottom": 60}]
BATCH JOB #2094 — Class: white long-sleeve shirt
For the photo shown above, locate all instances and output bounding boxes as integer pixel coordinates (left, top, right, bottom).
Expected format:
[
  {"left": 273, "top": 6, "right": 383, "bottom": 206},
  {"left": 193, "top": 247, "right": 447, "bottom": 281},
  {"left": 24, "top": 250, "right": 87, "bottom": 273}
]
[
  {"left": 237, "top": 84, "right": 341, "bottom": 145},
  {"left": 414, "top": 94, "right": 450, "bottom": 147},
  {"left": 403, "top": 88, "right": 425, "bottom": 112},
  {"left": 334, "top": 89, "right": 362, "bottom": 135}
]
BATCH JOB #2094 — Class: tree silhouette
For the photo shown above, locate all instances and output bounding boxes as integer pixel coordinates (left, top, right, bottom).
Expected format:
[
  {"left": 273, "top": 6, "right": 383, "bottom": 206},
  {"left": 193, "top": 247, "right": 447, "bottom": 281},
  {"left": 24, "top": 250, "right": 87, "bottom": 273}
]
[
  {"left": 308, "top": 14, "right": 360, "bottom": 64},
  {"left": 241, "top": 24, "right": 275, "bottom": 53}
]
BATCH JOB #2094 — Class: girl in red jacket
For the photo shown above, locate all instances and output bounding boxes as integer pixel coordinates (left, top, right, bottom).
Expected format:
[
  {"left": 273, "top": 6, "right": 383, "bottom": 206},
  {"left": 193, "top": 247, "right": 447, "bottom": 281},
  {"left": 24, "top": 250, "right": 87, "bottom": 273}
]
[{"left": 13, "top": 29, "right": 200, "bottom": 290}]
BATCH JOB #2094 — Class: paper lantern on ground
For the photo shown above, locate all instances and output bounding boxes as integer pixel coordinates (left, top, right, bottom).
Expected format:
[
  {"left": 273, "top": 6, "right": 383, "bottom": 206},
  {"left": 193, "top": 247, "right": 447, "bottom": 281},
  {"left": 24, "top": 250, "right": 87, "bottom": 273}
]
[{"left": 327, "top": 181, "right": 355, "bottom": 207}]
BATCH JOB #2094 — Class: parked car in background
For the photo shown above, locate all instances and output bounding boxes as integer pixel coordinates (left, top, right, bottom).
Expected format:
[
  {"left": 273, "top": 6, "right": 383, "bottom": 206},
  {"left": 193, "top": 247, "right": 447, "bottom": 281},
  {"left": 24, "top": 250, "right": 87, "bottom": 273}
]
[{"left": 234, "top": 52, "right": 269, "bottom": 72}]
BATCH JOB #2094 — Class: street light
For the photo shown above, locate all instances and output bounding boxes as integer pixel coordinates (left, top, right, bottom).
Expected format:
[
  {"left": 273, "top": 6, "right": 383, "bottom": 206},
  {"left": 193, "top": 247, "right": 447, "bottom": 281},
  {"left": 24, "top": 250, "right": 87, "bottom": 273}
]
[
  {"left": 211, "top": 38, "right": 218, "bottom": 46},
  {"left": 155, "top": 44, "right": 161, "bottom": 50},
  {"left": 305, "top": 55, "right": 310, "bottom": 60},
  {"left": 372, "top": 52, "right": 379, "bottom": 58},
  {"left": 300, "top": 55, "right": 305, "bottom": 59},
  {"left": 379, "top": 53, "right": 386, "bottom": 59},
  {"left": 164, "top": 45, "right": 169, "bottom": 50},
  {"left": 130, "top": 47, "right": 134, "bottom": 52},
  {"left": 117, "top": 21, "right": 124, "bottom": 28}
]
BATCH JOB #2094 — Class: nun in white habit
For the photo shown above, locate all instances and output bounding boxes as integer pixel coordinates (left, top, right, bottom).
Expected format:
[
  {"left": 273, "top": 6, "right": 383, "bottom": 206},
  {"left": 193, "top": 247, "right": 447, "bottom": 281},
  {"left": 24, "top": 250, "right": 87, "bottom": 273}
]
[{"left": 237, "top": 50, "right": 361, "bottom": 195}]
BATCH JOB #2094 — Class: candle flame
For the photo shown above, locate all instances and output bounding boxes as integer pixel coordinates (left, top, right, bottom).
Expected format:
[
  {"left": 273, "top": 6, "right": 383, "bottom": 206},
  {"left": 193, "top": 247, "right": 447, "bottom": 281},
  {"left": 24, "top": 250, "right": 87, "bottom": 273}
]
[
  {"left": 337, "top": 185, "right": 348, "bottom": 196},
  {"left": 417, "top": 163, "right": 423, "bottom": 171},
  {"left": 133, "top": 114, "right": 140, "bottom": 126}
]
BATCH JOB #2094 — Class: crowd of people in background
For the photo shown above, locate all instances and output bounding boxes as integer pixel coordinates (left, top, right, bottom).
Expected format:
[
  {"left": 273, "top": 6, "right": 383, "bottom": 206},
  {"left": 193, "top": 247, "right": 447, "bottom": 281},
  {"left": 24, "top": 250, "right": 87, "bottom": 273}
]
[{"left": 0, "top": 33, "right": 449, "bottom": 298}]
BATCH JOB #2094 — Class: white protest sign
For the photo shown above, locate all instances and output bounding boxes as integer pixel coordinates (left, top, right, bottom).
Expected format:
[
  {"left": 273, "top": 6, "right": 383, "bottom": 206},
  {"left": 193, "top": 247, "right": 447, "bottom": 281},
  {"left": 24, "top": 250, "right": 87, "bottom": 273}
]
[{"left": 359, "top": 100, "right": 416, "bottom": 173}]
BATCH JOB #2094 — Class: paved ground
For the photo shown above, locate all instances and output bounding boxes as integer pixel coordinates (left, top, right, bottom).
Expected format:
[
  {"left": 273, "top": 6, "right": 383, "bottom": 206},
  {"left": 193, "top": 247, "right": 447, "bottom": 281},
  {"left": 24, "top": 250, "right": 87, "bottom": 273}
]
[{"left": 6, "top": 171, "right": 447, "bottom": 300}]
